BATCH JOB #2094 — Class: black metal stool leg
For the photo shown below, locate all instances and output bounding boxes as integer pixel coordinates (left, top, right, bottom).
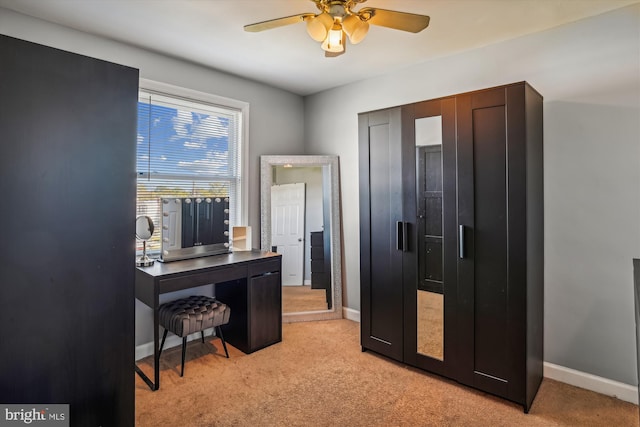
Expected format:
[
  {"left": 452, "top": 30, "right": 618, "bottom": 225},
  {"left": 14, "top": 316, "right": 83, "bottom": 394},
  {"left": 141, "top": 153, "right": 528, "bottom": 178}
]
[
  {"left": 158, "top": 329, "right": 168, "bottom": 359},
  {"left": 217, "top": 326, "right": 229, "bottom": 358},
  {"left": 181, "top": 337, "right": 187, "bottom": 377},
  {"left": 201, "top": 330, "right": 205, "bottom": 343}
]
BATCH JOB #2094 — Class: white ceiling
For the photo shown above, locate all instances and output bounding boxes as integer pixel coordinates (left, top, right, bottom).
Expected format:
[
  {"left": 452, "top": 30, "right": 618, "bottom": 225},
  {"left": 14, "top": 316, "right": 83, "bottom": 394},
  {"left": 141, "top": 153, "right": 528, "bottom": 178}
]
[{"left": 0, "top": 0, "right": 637, "bottom": 95}]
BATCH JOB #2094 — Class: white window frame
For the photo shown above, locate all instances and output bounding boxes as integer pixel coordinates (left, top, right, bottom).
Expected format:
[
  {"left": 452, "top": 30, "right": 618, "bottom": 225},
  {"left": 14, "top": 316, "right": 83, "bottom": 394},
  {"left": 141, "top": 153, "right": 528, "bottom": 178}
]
[{"left": 138, "top": 78, "right": 250, "bottom": 230}]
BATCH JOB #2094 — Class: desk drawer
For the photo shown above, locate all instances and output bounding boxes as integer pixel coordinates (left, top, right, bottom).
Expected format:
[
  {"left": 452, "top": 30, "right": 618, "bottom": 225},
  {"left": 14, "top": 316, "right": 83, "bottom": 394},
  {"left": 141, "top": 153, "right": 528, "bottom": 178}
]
[
  {"left": 248, "top": 258, "right": 280, "bottom": 277},
  {"left": 159, "top": 264, "right": 247, "bottom": 294}
]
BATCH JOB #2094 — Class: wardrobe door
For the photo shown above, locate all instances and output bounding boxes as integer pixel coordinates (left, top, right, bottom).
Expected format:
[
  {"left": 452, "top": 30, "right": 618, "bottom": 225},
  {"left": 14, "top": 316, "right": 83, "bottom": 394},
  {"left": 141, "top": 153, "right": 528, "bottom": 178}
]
[
  {"left": 359, "top": 107, "right": 404, "bottom": 361},
  {"left": 402, "top": 98, "right": 458, "bottom": 377},
  {"left": 456, "top": 84, "right": 533, "bottom": 408},
  {"left": 0, "top": 35, "right": 138, "bottom": 425}
]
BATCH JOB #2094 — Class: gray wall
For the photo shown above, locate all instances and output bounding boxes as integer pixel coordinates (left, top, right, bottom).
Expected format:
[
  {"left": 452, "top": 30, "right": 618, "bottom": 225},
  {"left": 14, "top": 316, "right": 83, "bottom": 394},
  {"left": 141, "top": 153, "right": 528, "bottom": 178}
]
[
  {"left": 0, "top": 8, "right": 306, "bottom": 348},
  {"left": 304, "top": 4, "right": 640, "bottom": 386}
]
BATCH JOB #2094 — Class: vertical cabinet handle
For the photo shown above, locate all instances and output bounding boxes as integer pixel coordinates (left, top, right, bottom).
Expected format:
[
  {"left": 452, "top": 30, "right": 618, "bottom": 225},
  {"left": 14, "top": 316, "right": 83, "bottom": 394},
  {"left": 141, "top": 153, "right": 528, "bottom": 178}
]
[
  {"left": 402, "top": 221, "right": 409, "bottom": 252},
  {"left": 395, "top": 221, "right": 411, "bottom": 252},
  {"left": 459, "top": 224, "right": 465, "bottom": 258}
]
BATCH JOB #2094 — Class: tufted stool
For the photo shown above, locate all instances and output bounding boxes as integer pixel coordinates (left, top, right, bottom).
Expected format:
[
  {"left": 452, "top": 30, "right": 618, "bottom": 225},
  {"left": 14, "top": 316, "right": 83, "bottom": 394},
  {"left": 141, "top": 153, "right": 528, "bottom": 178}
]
[{"left": 158, "top": 295, "right": 231, "bottom": 377}]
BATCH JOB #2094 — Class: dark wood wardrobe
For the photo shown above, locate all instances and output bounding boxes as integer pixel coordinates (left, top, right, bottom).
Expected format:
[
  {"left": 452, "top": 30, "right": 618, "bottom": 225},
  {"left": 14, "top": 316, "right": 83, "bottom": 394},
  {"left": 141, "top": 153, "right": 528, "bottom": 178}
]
[
  {"left": 0, "top": 35, "right": 138, "bottom": 425},
  {"left": 310, "top": 230, "right": 332, "bottom": 309},
  {"left": 359, "top": 82, "right": 543, "bottom": 412}
]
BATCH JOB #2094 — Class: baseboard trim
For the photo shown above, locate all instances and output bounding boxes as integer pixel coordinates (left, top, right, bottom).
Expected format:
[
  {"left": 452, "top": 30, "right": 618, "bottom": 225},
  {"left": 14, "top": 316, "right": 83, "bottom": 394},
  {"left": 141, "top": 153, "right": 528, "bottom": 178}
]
[
  {"left": 543, "top": 362, "right": 638, "bottom": 404},
  {"left": 343, "top": 307, "right": 360, "bottom": 322}
]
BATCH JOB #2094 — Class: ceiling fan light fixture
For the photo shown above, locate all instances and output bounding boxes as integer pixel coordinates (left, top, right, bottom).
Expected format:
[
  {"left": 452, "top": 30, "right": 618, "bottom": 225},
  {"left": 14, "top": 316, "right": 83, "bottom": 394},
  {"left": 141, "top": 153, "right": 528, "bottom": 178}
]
[
  {"left": 342, "top": 14, "right": 369, "bottom": 44},
  {"left": 306, "top": 12, "right": 334, "bottom": 42},
  {"left": 321, "top": 23, "right": 345, "bottom": 53},
  {"left": 244, "top": 0, "right": 431, "bottom": 57}
]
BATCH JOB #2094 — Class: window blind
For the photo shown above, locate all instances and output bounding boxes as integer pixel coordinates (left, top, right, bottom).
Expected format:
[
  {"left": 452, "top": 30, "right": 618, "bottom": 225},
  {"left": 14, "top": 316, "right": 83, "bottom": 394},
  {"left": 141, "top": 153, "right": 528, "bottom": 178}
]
[{"left": 136, "top": 89, "right": 243, "bottom": 253}]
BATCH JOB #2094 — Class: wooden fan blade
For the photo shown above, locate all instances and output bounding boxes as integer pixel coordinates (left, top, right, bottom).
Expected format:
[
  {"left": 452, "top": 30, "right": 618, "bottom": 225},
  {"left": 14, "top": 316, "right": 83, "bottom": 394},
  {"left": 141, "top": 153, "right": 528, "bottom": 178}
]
[
  {"left": 360, "top": 8, "right": 430, "bottom": 33},
  {"left": 244, "top": 13, "right": 315, "bottom": 32}
]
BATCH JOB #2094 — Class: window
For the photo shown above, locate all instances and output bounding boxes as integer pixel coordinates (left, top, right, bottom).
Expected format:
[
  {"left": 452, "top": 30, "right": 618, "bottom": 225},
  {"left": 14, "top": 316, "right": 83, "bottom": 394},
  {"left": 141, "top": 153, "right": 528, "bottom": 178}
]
[{"left": 136, "top": 81, "right": 247, "bottom": 253}]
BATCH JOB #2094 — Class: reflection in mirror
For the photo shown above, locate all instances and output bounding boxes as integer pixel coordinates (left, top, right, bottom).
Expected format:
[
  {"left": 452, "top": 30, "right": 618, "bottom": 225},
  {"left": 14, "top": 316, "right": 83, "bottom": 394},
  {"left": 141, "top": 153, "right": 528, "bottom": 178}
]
[
  {"left": 160, "top": 197, "right": 230, "bottom": 262},
  {"left": 271, "top": 166, "right": 330, "bottom": 313},
  {"left": 136, "top": 215, "right": 155, "bottom": 240},
  {"left": 261, "top": 155, "right": 342, "bottom": 323},
  {"left": 415, "top": 116, "right": 444, "bottom": 360},
  {"left": 417, "top": 290, "right": 444, "bottom": 360},
  {"left": 135, "top": 215, "right": 155, "bottom": 267}
]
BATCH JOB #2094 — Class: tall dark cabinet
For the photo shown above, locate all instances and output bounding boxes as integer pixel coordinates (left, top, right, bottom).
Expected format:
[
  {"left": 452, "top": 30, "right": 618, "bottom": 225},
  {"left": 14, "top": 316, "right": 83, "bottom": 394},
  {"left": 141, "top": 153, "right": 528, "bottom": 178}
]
[
  {"left": 0, "top": 35, "right": 138, "bottom": 425},
  {"left": 310, "top": 231, "right": 332, "bottom": 309},
  {"left": 359, "top": 82, "right": 543, "bottom": 412}
]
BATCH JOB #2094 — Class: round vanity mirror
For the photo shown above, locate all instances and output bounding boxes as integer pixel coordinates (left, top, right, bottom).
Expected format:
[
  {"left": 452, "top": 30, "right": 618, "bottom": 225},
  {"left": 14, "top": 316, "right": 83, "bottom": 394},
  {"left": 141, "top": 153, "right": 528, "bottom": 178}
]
[
  {"left": 135, "top": 215, "right": 155, "bottom": 267},
  {"left": 136, "top": 215, "right": 154, "bottom": 240}
]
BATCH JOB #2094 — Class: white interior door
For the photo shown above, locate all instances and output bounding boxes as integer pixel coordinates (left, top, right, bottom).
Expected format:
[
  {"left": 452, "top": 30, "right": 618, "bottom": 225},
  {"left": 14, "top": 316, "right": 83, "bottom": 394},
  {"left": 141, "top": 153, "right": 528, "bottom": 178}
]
[{"left": 271, "top": 183, "right": 305, "bottom": 286}]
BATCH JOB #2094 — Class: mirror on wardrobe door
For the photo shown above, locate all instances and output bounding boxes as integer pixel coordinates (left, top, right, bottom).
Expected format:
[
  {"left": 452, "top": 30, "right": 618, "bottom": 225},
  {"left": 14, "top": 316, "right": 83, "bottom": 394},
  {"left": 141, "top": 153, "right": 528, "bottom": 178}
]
[
  {"left": 260, "top": 155, "right": 343, "bottom": 323},
  {"left": 415, "top": 116, "right": 445, "bottom": 361}
]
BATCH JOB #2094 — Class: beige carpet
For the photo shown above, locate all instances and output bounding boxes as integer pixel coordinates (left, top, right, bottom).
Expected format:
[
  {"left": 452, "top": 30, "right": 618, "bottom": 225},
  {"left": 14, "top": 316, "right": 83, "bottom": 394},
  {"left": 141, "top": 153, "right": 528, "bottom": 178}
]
[
  {"left": 135, "top": 319, "right": 638, "bottom": 426},
  {"left": 282, "top": 285, "right": 328, "bottom": 313}
]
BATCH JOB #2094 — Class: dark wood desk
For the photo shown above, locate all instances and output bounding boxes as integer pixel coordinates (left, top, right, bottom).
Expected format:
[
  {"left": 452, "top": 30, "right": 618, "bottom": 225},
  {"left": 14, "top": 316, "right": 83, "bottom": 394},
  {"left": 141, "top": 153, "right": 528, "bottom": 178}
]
[{"left": 135, "top": 250, "right": 282, "bottom": 391}]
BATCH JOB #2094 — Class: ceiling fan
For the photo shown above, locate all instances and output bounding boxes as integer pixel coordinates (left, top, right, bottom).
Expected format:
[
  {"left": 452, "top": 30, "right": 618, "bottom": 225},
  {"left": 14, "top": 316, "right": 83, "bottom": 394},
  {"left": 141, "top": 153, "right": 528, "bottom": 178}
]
[{"left": 244, "top": 0, "right": 430, "bottom": 57}]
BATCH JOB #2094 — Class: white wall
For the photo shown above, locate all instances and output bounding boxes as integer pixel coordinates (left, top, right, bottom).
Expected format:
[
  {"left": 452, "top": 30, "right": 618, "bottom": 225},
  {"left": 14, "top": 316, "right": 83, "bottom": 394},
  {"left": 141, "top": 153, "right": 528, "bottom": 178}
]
[
  {"left": 0, "top": 8, "right": 306, "bottom": 347},
  {"left": 304, "top": 4, "right": 640, "bottom": 386}
]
